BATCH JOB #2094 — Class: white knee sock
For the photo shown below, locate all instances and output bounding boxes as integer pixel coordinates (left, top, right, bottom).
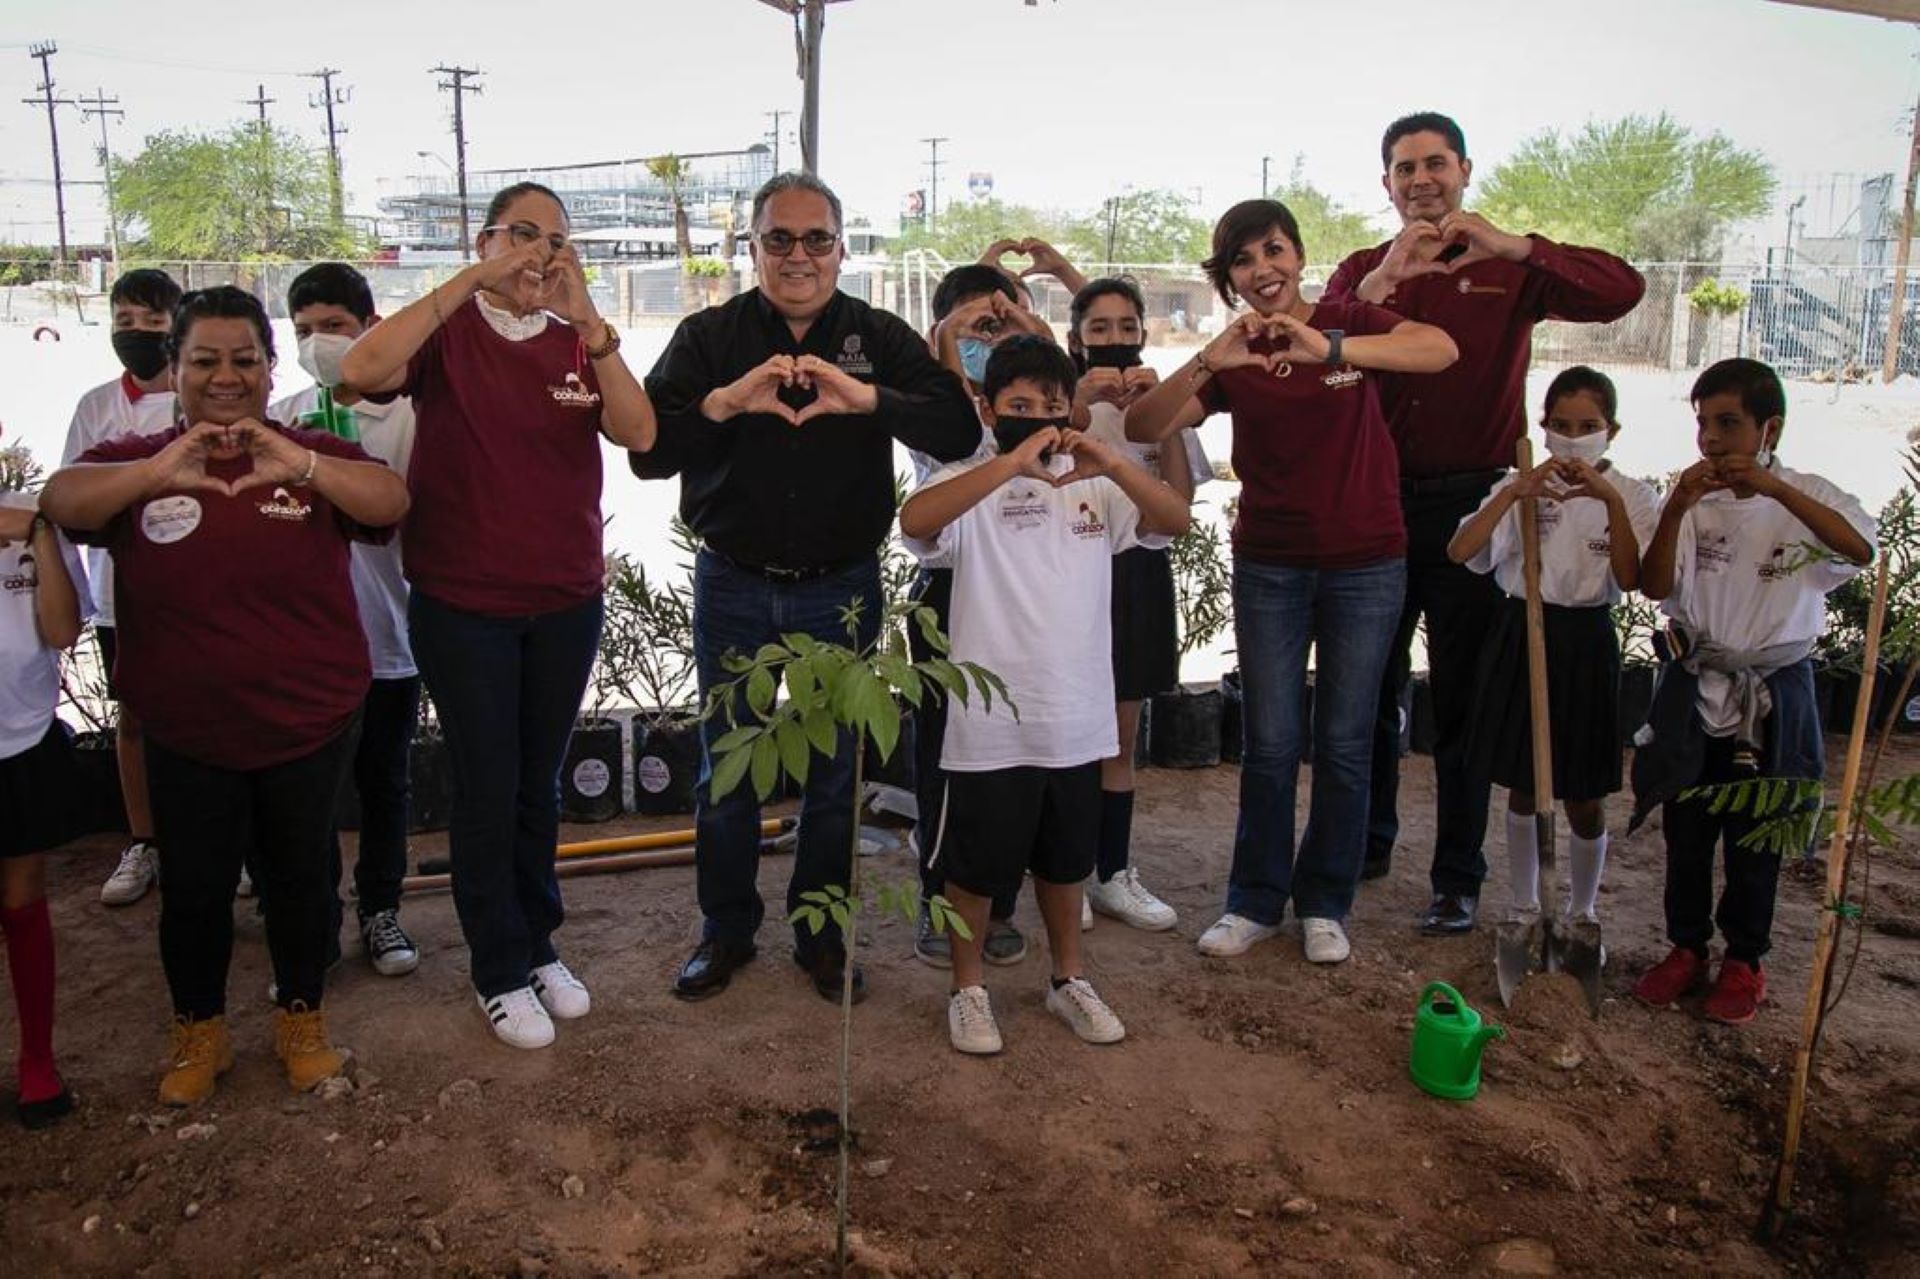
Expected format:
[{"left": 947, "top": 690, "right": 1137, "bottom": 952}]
[
  {"left": 1505, "top": 810, "right": 1540, "bottom": 914},
  {"left": 1568, "top": 831, "right": 1608, "bottom": 921}
]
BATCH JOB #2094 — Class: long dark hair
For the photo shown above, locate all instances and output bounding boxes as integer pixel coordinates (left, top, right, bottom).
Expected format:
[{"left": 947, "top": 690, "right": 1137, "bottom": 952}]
[
  {"left": 482, "top": 181, "right": 568, "bottom": 230},
  {"left": 167, "top": 285, "right": 275, "bottom": 365},
  {"left": 1067, "top": 276, "right": 1146, "bottom": 365}
]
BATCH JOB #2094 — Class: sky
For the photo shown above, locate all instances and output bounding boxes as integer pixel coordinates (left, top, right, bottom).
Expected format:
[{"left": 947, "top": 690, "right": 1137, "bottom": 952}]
[{"left": 0, "top": 0, "right": 1916, "bottom": 254}]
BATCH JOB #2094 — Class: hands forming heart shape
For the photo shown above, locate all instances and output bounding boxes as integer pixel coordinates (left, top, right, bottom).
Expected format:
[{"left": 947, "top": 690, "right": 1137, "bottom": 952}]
[
  {"left": 153, "top": 419, "right": 314, "bottom": 499},
  {"left": 730, "top": 353, "right": 879, "bottom": 427},
  {"left": 1515, "top": 456, "right": 1615, "bottom": 504},
  {"left": 980, "top": 236, "right": 1075, "bottom": 282},
  {"left": 1006, "top": 427, "right": 1122, "bottom": 489}
]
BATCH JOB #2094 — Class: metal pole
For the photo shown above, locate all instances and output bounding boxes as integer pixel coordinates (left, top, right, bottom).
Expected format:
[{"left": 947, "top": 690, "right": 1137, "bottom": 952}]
[
  {"left": 1262, "top": 154, "right": 1271, "bottom": 196},
  {"left": 799, "top": 0, "right": 824, "bottom": 174},
  {"left": 77, "top": 89, "right": 123, "bottom": 268},
  {"left": 1883, "top": 92, "right": 1920, "bottom": 383},
  {"left": 433, "top": 66, "right": 483, "bottom": 261},
  {"left": 25, "top": 43, "right": 71, "bottom": 267},
  {"left": 765, "top": 108, "right": 787, "bottom": 174},
  {"left": 308, "top": 68, "right": 348, "bottom": 227},
  {"left": 922, "top": 136, "right": 948, "bottom": 234}
]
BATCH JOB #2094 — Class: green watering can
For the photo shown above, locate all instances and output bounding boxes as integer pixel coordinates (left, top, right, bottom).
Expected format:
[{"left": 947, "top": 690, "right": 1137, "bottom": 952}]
[
  {"left": 297, "top": 387, "right": 359, "bottom": 443},
  {"left": 1409, "top": 981, "right": 1506, "bottom": 1101}
]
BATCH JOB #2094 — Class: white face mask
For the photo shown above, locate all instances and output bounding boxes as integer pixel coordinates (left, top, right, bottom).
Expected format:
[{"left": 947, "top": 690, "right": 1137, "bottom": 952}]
[
  {"left": 297, "top": 331, "right": 357, "bottom": 388},
  {"left": 1543, "top": 429, "right": 1608, "bottom": 465}
]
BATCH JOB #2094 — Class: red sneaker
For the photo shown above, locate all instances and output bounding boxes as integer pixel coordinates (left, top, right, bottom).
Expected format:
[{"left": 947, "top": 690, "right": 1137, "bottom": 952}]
[
  {"left": 1704, "top": 959, "right": 1766, "bottom": 1025},
  {"left": 1632, "top": 946, "right": 1708, "bottom": 1007}
]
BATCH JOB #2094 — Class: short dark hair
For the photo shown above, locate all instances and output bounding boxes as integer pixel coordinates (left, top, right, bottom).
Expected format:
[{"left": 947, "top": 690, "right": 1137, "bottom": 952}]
[
  {"left": 982, "top": 334, "right": 1077, "bottom": 407},
  {"left": 1691, "top": 357, "right": 1786, "bottom": 424},
  {"left": 932, "top": 264, "right": 1019, "bottom": 322},
  {"left": 109, "top": 267, "right": 182, "bottom": 317},
  {"left": 1069, "top": 276, "right": 1145, "bottom": 336},
  {"left": 1542, "top": 365, "right": 1620, "bottom": 425},
  {"left": 482, "top": 181, "right": 567, "bottom": 231},
  {"left": 1381, "top": 112, "right": 1467, "bottom": 170},
  {"left": 287, "top": 262, "right": 375, "bottom": 322},
  {"left": 168, "top": 285, "right": 275, "bottom": 365},
  {"left": 1202, "top": 200, "right": 1305, "bottom": 307},
  {"left": 751, "top": 171, "right": 843, "bottom": 235}
]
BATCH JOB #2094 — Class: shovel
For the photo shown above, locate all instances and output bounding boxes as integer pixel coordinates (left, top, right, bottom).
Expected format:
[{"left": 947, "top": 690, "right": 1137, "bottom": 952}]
[{"left": 1496, "top": 438, "right": 1592, "bottom": 1010}]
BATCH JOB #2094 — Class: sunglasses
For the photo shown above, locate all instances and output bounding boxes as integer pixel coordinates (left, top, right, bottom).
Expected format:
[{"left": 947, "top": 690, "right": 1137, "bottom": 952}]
[
  {"left": 756, "top": 229, "right": 840, "bottom": 258},
  {"left": 481, "top": 221, "right": 570, "bottom": 254}
]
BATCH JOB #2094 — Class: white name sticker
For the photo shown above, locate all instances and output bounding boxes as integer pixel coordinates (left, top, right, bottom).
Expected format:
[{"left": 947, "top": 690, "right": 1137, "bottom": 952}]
[{"left": 140, "top": 495, "right": 203, "bottom": 545}]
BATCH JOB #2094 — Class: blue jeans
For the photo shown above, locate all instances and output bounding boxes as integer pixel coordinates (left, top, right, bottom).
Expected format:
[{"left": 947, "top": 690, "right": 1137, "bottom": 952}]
[
  {"left": 409, "top": 592, "right": 602, "bottom": 998},
  {"left": 1228, "top": 556, "right": 1406, "bottom": 924},
  {"left": 693, "top": 548, "right": 880, "bottom": 954}
]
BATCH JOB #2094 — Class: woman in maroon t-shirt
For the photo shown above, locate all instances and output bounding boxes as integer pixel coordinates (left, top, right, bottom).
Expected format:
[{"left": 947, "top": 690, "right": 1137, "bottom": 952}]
[
  {"left": 1127, "top": 199, "right": 1457, "bottom": 964},
  {"left": 42, "top": 286, "right": 409, "bottom": 1106},
  {"left": 337, "top": 182, "right": 655, "bottom": 1051}
]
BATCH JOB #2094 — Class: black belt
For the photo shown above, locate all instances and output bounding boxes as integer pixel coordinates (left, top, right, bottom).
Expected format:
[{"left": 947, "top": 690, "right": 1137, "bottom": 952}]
[
  {"left": 708, "top": 547, "right": 858, "bottom": 583},
  {"left": 1400, "top": 468, "right": 1506, "bottom": 497}
]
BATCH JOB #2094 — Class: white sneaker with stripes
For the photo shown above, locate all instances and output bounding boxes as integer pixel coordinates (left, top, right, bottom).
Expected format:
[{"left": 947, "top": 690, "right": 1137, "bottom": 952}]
[
  {"left": 530, "top": 961, "right": 590, "bottom": 1019},
  {"left": 478, "top": 987, "right": 554, "bottom": 1049}
]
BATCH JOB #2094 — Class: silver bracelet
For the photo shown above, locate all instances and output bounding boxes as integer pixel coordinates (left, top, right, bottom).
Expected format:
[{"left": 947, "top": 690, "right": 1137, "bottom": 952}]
[{"left": 299, "top": 449, "right": 318, "bottom": 485}]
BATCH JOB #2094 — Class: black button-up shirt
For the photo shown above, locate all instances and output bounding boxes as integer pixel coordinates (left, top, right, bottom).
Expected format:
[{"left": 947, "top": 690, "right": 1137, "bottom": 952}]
[{"left": 633, "top": 289, "right": 979, "bottom": 570}]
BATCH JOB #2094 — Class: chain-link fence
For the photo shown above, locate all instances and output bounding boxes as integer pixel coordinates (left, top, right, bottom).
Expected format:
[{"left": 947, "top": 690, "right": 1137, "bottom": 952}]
[{"left": 7, "top": 256, "right": 1920, "bottom": 377}]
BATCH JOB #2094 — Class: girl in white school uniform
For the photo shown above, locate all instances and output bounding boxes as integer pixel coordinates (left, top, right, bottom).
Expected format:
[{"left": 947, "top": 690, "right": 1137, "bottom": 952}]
[{"left": 1448, "top": 366, "right": 1660, "bottom": 926}]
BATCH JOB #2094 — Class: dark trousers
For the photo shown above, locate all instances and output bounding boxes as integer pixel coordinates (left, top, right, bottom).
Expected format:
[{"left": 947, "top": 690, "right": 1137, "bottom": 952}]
[
  {"left": 329, "top": 675, "right": 421, "bottom": 931},
  {"left": 148, "top": 724, "right": 357, "bottom": 1017},
  {"left": 692, "top": 548, "right": 879, "bottom": 955},
  {"left": 1369, "top": 480, "right": 1504, "bottom": 896},
  {"left": 409, "top": 592, "right": 601, "bottom": 999},
  {"left": 907, "top": 568, "right": 1017, "bottom": 920},
  {"left": 1661, "top": 736, "right": 1783, "bottom": 964}
]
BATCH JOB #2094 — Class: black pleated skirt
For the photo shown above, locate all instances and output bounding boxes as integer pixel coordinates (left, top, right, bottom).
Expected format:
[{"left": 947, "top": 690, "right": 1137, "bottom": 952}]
[
  {"left": 1464, "top": 597, "right": 1622, "bottom": 802},
  {"left": 0, "top": 720, "right": 79, "bottom": 860},
  {"left": 1111, "top": 546, "right": 1179, "bottom": 702}
]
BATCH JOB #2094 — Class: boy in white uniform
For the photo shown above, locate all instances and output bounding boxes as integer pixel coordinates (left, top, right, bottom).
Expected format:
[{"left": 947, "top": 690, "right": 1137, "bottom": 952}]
[
  {"left": 901, "top": 336, "right": 1190, "bottom": 1054},
  {"left": 1630, "top": 358, "right": 1875, "bottom": 1026},
  {"left": 269, "top": 263, "right": 422, "bottom": 980},
  {"left": 59, "top": 269, "right": 181, "bottom": 908}
]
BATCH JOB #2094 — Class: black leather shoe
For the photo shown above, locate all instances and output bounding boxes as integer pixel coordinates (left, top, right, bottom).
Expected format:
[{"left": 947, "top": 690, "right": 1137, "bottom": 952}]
[
  {"left": 673, "top": 938, "right": 756, "bottom": 1001},
  {"left": 1420, "top": 894, "right": 1478, "bottom": 935},
  {"left": 794, "top": 944, "right": 868, "bottom": 1005},
  {"left": 1359, "top": 854, "right": 1393, "bottom": 882}
]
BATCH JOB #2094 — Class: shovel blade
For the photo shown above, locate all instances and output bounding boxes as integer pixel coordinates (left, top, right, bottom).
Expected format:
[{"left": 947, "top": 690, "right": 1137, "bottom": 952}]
[
  {"left": 1562, "top": 916, "right": 1606, "bottom": 1018},
  {"left": 1495, "top": 916, "right": 1540, "bottom": 1007}
]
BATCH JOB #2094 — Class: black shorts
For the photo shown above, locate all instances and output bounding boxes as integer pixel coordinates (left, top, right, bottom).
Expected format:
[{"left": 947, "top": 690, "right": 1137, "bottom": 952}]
[
  {"left": 1111, "top": 546, "right": 1179, "bottom": 702},
  {"left": 98, "top": 624, "right": 122, "bottom": 702},
  {"left": 0, "top": 720, "right": 80, "bottom": 859},
  {"left": 935, "top": 762, "right": 1099, "bottom": 899}
]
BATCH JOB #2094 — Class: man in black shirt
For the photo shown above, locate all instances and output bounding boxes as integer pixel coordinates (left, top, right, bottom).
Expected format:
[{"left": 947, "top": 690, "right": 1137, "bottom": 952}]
[{"left": 634, "top": 171, "right": 979, "bottom": 1005}]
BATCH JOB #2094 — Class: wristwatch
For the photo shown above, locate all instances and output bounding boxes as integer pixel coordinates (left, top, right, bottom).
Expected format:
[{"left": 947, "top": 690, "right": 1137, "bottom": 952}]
[{"left": 1324, "top": 329, "right": 1345, "bottom": 366}]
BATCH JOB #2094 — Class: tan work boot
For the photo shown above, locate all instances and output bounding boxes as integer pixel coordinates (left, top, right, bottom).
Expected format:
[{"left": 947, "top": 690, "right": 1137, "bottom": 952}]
[
  {"left": 273, "top": 1001, "right": 347, "bottom": 1092},
  {"left": 159, "top": 1016, "right": 234, "bottom": 1106}
]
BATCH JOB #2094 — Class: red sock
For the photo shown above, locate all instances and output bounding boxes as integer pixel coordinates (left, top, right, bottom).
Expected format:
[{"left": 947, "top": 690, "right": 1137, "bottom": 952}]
[{"left": 1, "top": 899, "right": 63, "bottom": 1104}]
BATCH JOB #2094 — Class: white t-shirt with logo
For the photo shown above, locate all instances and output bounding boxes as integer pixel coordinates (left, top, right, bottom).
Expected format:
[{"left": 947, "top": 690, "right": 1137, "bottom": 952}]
[
  {"left": 903, "top": 456, "right": 1169, "bottom": 771},
  {"left": 1462, "top": 463, "right": 1660, "bottom": 607},
  {"left": 0, "top": 493, "right": 91, "bottom": 759},
  {"left": 271, "top": 388, "right": 418, "bottom": 680},
  {"left": 1084, "top": 401, "right": 1213, "bottom": 493},
  {"left": 59, "top": 377, "right": 177, "bottom": 626}
]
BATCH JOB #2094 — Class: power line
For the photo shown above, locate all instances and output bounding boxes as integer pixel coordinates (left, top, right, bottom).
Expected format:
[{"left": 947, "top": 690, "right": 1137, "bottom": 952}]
[
  {"left": 75, "top": 86, "right": 122, "bottom": 265},
  {"left": 306, "top": 67, "right": 351, "bottom": 226},
  {"left": 432, "top": 65, "right": 482, "bottom": 261},
  {"left": 21, "top": 41, "right": 73, "bottom": 264}
]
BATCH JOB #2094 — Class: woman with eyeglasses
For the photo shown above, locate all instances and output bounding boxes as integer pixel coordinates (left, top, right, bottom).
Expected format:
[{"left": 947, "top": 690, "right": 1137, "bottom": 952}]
[{"left": 339, "top": 181, "right": 656, "bottom": 1050}]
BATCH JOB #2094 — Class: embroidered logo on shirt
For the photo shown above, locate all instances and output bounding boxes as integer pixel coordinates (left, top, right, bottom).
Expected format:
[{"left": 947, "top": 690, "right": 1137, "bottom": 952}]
[
  {"left": 257, "top": 487, "right": 314, "bottom": 522},
  {"left": 998, "top": 486, "right": 1049, "bottom": 531},
  {"left": 837, "top": 332, "right": 874, "bottom": 376},
  {"left": 2, "top": 552, "right": 35, "bottom": 594},
  {"left": 548, "top": 371, "right": 602, "bottom": 408},
  {"left": 1455, "top": 278, "right": 1507, "bottom": 296},
  {"left": 1070, "top": 501, "right": 1107, "bottom": 539},
  {"left": 1321, "top": 367, "right": 1364, "bottom": 389},
  {"left": 140, "top": 495, "right": 202, "bottom": 545}
]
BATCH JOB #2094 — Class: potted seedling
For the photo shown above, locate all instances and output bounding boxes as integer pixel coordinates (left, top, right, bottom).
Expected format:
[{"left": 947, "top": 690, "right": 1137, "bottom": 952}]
[
  {"left": 1150, "top": 500, "right": 1233, "bottom": 768},
  {"left": 598, "top": 527, "right": 703, "bottom": 816}
]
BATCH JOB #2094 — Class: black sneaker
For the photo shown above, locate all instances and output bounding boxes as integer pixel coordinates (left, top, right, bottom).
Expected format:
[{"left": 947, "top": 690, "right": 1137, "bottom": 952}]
[
  {"left": 913, "top": 910, "right": 953, "bottom": 968},
  {"left": 360, "top": 908, "right": 420, "bottom": 977}
]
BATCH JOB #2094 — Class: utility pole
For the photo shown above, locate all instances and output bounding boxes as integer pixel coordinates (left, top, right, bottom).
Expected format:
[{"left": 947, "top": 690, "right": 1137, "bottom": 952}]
[
  {"left": 432, "top": 65, "right": 482, "bottom": 260},
  {"left": 1261, "top": 155, "right": 1271, "bottom": 196},
  {"left": 242, "top": 84, "right": 277, "bottom": 254},
  {"left": 764, "top": 108, "right": 788, "bottom": 174},
  {"left": 1884, "top": 91, "right": 1920, "bottom": 383},
  {"left": 76, "top": 88, "right": 123, "bottom": 268},
  {"left": 307, "top": 67, "right": 350, "bottom": 227},
  {"left": 23, "top": 42, "right": 74, "bottom": 266},
  {"left": 244, "top": 82, "right": 275, "bottom": 128},
  {"left": 922, "top": 136, "right": 948, "bottom": 233}
]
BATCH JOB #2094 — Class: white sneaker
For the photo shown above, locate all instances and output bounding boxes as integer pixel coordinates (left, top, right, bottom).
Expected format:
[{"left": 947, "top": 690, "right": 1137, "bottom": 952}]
[
  {"left": 100, "top": 840, "right": 159, "bottom": 907},
  {"left": 1197, "top": 913, "right": 1281, "bottom": 958},
  {"left": 1086, "top": 868, "right": 1178, "bottom": 931},
  {"left": 948, "top": 986, "right": 1003, "bottom": 1055},
  {"left": 530, "top": 960, "right": 590, "bottom": 1020},
  {"left": 1301, "top": 917, "right": 1352, "bottom": 964},
  {"left": 479, "top": 987, "right": 555, "bottom": 1049},
  {"left": 1080, "top": 893, "right": 1093, "bottom": 932},
  {"left": 1045, "top": 977, "right": 1126, "bottom": 1044},
  {"left": 361, "top": 909, "right": 420, "bottom": 977},
  {"left": 235, "top": 864, "right": 254, "bottom": 898}
]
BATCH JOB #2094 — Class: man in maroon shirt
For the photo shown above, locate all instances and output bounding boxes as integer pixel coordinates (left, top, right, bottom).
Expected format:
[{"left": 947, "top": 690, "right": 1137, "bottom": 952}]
[{"left": 1323, "top": 111, "right": 1644, "bottom": 934}]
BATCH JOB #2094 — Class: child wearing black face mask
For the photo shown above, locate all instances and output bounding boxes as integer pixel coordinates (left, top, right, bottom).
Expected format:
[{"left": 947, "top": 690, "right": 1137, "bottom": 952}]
[
  {"left": 58, "top": 267, "right": 183, "bottom": 914},
  {"left": 899, "top": 335, "right": 1192, "bottom": 1056},
  {"left": 1068, "top": 279, "right": 1209, "bottom": 934}
]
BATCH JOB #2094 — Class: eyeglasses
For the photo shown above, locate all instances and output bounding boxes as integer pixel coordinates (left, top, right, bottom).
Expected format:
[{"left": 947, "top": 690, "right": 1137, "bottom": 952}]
[
  {"left": 756, "top": 229, "right": 840, "bottom": 258},
  {"left": 481, "top": 221, "right": 570, "bottom": 253}
]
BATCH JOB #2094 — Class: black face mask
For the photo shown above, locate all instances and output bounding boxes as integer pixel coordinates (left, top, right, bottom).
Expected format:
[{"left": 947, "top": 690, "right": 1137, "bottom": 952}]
[
  {"left": 992, "top": 415, "right": 1067, "bottom": 459},
  {"left": 111, "top": 329, "right": 170, "bottom": 382},
  {"left": 1081, "top": 343, "right": 1143, "bottom": 370}
]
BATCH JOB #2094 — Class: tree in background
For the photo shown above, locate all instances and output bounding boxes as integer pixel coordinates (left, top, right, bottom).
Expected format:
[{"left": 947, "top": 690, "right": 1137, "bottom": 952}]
[
  {"left": 1267, "top": 156, "right": 1383, "bottom": 269},
  {"left": 645, "top": 153, "right": 695, "bottom": 264},
  {"left": 1073, "top": 188, "right": 1210, "bottom": 265},
  {"left": 893, "top": 197, "right": 1081, "bottom": 263},
  {"left": 1475, "top": 113, "right": 1775, "bottom": 263},
  {"left": 113, "top": 125, "right": 362, "bottom": 261}
]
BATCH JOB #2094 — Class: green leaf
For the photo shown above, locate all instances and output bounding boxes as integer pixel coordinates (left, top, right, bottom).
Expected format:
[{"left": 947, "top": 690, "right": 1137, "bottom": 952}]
[
  {"left": 782, "top": 632, "right": 819, "bottom": 657},
  {"left": 827, "top": 902, "right": 852, "bottom": 931},
  {"left": 862, "top": 684, "right": 902, "bottom": 763},
  {"left": 913, "top": 605, "right": 951, "bottom": 655},
  {"left": 746, "top": 665, "right": 777, "bottom": 718},
  {"left": 803, "top": 705, "right": 839, "bottom": 757},
  {"left": 774, "top": 717, "right": 812, "bottom": 788},
  {"left": 750, "top": 732, "right": 780, "bottom": 800},
  {"left": 788, "top": 904, "right": 827, "bottom": 935},
  {"left": 709, "top": 724, "right": 761, "bottom": 755},
  {"left": 755, "top": 642, "right": 790, "bottom": 666},
  {"left": 786, "top": 661, "right": 818, "bottom": 710},
  {"left": 923, "top": 657, "right": 969, "bottom": 701},
  {"left": 709, "top": 740, "right": 753, "bottom": 802},
  {"left": 799, "top": 890, "right": 834, "bottom": 906}
]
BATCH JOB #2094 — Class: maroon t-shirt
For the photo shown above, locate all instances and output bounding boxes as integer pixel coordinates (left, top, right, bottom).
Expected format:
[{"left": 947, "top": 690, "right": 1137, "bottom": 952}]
[
  {"left": 1323, "top": 236, "right": 1644, "bottom": 477},
  {"left": 400, "top": 300, "right": 606, "bottom": 616},
  {"left": 76, "top": 425, "right": 388, "bottom": 771},
  {"left": 1198, "top": 299, "right": 1408, "bottom": 569}
]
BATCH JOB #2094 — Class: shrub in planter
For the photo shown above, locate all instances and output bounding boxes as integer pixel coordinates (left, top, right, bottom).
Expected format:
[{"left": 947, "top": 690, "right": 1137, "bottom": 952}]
[
  {"left": 561, "top": 716, "right": 624, "bottom": 822},
  {"left": 597, "top": 540, "right": 701, "bottom": 816},
  {"left": 1148, "top": 503, "right": 1232, "bottom": 768},
  {"left": 1149, "top": 682, "right": 1223, "bottom": 768},
  {"left": 635, "top": 712, "right": 703, "bottom": 814}
]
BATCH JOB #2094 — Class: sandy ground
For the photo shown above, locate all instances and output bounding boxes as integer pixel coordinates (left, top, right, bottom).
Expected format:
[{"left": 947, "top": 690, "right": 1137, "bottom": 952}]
[{"left": 2, "top": 739, "right": 1917, "bottom": 1276}]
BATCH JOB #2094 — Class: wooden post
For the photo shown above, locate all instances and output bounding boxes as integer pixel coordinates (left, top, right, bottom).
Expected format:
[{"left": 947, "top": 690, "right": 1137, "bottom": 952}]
[{"left": 1882, "top": 90, "right": 1920, "bottom": 383}]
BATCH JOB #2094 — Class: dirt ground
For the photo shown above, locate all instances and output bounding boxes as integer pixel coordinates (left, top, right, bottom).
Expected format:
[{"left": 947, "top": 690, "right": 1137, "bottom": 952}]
[{"left": 3, "top": 740, "right": 1918, "bottom": 1277}]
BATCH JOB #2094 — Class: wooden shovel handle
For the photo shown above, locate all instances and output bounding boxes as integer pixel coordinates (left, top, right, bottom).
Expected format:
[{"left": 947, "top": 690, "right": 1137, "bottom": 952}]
[{"left": 1516, "top": 438, "right": 1555, "bottom": 809}]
